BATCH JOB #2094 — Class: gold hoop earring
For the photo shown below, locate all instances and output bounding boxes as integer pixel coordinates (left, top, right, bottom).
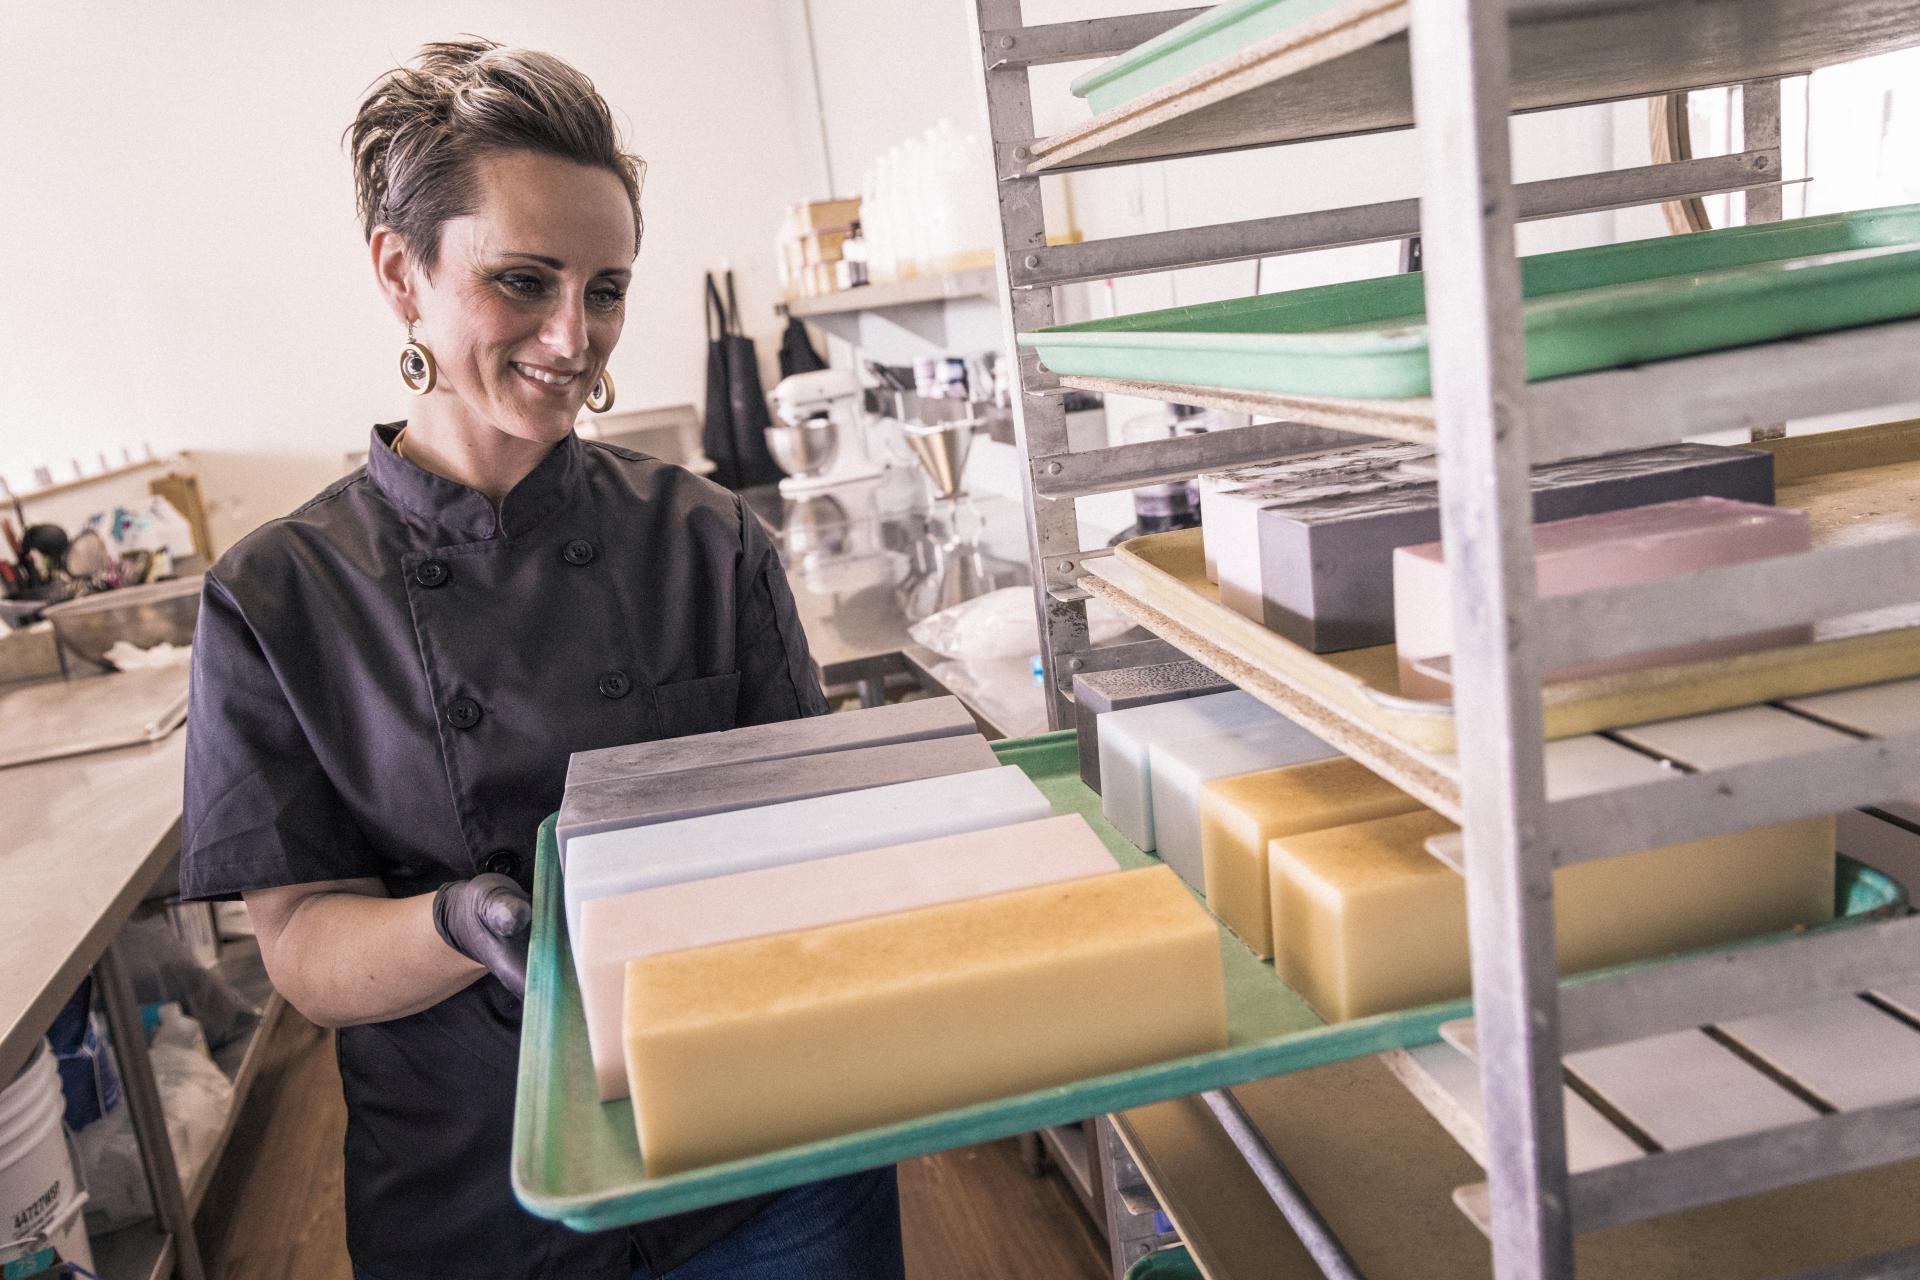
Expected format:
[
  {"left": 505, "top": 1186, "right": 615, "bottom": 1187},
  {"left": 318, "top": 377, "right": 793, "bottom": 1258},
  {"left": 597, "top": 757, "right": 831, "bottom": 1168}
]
[
  {"left": 586, "top": 370, "right": 615, "bottom": 414},
  {"left": 400, "top": 323, "right": 437, "bottom": 395}
]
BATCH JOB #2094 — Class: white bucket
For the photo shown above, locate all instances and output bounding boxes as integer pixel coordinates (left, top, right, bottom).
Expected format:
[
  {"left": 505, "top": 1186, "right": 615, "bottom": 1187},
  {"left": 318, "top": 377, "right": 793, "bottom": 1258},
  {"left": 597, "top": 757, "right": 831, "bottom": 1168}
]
[{"left": 2, "top": 1039, "right": 93, "bottom": 1274}]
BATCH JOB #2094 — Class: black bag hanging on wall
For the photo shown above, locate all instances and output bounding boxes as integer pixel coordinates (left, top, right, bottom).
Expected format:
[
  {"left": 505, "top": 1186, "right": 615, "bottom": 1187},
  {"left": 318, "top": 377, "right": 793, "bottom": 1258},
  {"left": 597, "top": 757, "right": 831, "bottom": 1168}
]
[
  {"left": 777, "top": 315, "right": 828, "bottom": 378},
  {"left": 702, "top": 271, "right": 784, "bottom": 490}
]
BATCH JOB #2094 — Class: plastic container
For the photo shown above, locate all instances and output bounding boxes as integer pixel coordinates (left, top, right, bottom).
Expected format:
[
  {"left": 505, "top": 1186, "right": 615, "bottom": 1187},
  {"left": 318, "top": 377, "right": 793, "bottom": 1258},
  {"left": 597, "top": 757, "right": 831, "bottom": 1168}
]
[
  {"left": 1, "top": 1041, "right": 94, "bottom": 1275},
  {"left": 1020, "top": 205, "right": 1920, "bottom": 400}
]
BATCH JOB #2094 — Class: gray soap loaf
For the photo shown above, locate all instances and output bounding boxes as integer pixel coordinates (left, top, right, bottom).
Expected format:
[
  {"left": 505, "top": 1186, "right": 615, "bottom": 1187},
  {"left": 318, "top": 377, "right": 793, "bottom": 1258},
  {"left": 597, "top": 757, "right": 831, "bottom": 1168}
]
[
  {"left": 1255, "top": 443, "right": 1774, "bottom": 651},
  {"left": 565, "top": 694, "right": 978, "bottom": 789},
  {"left": 1072, "top": 660, "right": 1231, "bottom": 794},
  {"left": 557, "top": 733, "right": 1000, "bottom": 862}
]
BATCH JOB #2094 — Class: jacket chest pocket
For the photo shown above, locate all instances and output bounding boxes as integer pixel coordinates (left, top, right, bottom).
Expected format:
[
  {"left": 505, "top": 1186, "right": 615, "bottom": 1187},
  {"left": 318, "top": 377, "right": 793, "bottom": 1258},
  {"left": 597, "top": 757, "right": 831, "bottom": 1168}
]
[{"left": 649, "top": 671, "right": 742, "bottom": 739}]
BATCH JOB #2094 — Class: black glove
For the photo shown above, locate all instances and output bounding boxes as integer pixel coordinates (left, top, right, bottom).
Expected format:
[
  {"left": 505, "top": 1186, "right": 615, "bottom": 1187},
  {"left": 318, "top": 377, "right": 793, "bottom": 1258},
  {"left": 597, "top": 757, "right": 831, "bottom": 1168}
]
[{"left": 432, "top": 874, "right": 532, "bottom": 997}]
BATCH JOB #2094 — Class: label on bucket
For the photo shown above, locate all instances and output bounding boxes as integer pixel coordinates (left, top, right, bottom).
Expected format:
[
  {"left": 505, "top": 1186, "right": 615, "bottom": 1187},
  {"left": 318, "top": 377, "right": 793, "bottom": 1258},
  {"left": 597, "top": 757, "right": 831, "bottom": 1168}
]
[{"left": 8, "top": 1177, "right": 62, "bottom": 1249}]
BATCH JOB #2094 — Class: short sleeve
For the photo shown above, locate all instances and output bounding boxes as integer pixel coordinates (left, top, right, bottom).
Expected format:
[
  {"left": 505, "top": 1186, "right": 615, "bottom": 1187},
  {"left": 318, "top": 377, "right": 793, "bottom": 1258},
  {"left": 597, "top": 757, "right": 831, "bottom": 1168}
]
[
  {"left": 180, "top": 573, "right": 384, "bottom": 899},
  {"left": 732, "top": 498, "right": 830, "bottom": 726}
]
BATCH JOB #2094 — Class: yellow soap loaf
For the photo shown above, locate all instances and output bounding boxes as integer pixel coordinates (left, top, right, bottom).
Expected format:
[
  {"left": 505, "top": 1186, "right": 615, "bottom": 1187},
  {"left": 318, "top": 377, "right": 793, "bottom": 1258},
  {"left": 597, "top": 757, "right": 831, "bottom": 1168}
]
[
  {"left": 1270, "top": 810, "right": 1835, "bottom": 1021},
  {"left": 623, "top": 865, "right": 1228, "bottom": 1173},
  {"left": 1200, "top": 757, "right": 1424, "bottom": 957}
]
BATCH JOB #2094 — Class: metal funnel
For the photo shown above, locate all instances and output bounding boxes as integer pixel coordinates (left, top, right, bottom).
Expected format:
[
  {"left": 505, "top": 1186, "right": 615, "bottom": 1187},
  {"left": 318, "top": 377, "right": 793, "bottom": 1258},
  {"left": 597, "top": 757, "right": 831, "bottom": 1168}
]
[{"left": 902, "top": 421, "right": 974, "bottom": 500}]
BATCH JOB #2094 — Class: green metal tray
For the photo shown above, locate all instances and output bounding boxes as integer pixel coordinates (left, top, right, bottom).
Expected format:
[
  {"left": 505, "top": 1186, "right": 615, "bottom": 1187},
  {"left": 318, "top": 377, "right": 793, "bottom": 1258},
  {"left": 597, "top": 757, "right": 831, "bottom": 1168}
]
[
  {"left": 1020, "top": 205, "right": 1920, "bottom": 400},
  {"left": 1071, "top": 0, "right": 1344, "bottom": 114},
  {"left": 511, "top": 730, "right": 1905, "bottom": 1231}
]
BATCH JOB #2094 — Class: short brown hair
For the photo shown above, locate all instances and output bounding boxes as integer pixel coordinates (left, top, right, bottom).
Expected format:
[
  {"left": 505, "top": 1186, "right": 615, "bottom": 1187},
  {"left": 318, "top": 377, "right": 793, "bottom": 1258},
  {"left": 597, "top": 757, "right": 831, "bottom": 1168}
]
[{"left": 346, "top": 36, "right": 644, "bottom": 272}]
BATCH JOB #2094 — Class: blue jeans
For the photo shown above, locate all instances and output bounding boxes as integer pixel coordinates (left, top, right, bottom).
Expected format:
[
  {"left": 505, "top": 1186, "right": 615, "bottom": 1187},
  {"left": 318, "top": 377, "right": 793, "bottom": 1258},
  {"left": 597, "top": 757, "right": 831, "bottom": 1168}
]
[
  {"left": 653, "top": 1166, "right": 904, "bottom": 1280},
  {"left": 350, "top": 1167, "right": 903, "bottom": 1280}
]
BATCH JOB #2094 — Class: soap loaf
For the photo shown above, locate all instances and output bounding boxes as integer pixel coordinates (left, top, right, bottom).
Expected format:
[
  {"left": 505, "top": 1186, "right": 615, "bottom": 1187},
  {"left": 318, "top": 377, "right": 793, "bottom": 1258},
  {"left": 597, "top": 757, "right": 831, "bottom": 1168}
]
[
  {"left": 557, "top": 733, "right": 1000, "bottom": 862},
  {"left": 1072, "top": 660, "right": 1230, "bottom": 793},
  {"left": 1098, "top": 690, "right": 1276, "bottom": 851},
  {"left": 1200, "top": 757, "right": 1423, "bottom": 957},
  {"left": 1237, "top": 443, "right": 1775, "bottom": 652},
  {"left": 563, "top": 764, "right": 1053, "bottom": 945},
  {"left": 564, "top": 695, "right": 977, "bottom": 788},
  {"left": 1270, "top": 809, "right": 1834, "bottom": 1021},
  {"left": 1199, "top": 442, "right": 1434, "bottom": 583},
  {"left": 623, "top": 865, "right": 1227, "bottom": 1173},
  {"left": 578, "top": 813, "right": 1119, "bottom": 1100},
  {"left": 1145, "top": 717, "right": 1335, "bottom": 892},
  {"left": 1393, "top": 496, "right": 1812, "bottom": 698}
]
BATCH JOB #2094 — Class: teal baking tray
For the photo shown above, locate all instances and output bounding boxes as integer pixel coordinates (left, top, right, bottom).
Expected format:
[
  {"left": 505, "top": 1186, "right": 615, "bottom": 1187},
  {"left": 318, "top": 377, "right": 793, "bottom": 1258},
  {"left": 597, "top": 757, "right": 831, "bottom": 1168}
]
[
  {"left": 1071, "top": 0, "right": 1346, "bottom": 114},
  {"left": 511, "top": 730, "right": 1905, "bottom": 1231},
  {"left": 1020, "top": 205, "right": 1920, "bottom": 400}
]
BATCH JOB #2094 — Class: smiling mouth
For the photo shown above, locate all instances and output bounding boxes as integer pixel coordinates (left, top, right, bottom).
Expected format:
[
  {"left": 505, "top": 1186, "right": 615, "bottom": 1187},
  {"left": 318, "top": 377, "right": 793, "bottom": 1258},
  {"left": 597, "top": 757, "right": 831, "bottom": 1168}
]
[{"left": 512, "top": 361, "right": 581, "bottom": 387}]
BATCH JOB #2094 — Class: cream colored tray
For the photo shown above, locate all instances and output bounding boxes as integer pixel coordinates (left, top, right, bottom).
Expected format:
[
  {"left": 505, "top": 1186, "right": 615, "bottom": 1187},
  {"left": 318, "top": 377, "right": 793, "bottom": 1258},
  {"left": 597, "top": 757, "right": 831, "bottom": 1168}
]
[{"left": 1082, "top": 422, "right": 1920, "bottom": 763}]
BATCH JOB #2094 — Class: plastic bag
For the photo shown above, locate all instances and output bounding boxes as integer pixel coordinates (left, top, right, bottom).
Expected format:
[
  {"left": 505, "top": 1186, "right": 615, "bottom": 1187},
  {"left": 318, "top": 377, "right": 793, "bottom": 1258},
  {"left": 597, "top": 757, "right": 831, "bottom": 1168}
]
[
  {"left": 908, "top": 585, "right": 1133, "bottom": 660},
  {"left": 113, "top": 914, "right": 260, "bottom": 1049},
  {"left": 75, "top": 1006, "right": 235, "bottom": 1233},
  {"left": 46, "top": 978, "right": 120, "bottom": 1132}
]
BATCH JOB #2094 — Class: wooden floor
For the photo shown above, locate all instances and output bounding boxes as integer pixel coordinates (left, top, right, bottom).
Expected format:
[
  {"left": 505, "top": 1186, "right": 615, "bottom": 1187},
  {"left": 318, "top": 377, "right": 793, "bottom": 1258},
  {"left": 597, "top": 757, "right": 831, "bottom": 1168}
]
[{"left": 194, "top": 1010, "right": 1110, "bottom": 1279}]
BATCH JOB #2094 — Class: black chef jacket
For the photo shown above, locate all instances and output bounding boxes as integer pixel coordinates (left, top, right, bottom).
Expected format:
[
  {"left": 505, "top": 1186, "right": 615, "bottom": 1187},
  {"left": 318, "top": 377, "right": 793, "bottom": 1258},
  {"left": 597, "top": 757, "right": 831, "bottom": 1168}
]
[{"left": 179, "top": 424, "right": 829, "bottom": 1280}]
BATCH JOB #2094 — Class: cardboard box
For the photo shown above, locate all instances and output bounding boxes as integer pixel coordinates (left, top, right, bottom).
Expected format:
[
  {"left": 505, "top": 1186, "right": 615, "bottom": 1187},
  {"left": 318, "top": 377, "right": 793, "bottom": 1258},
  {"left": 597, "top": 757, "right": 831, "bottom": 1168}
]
[{"left": 789, "top": 197, "right": 861, "bottom": 235}]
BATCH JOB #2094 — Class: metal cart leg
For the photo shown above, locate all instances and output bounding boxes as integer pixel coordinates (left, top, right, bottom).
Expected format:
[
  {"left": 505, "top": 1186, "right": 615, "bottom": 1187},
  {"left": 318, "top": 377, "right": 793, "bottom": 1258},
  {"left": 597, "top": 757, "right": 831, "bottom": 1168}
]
[
  {"left": 1095, "top": 1116, "right": 1178, "bottom": 1279},
  {"left": 1409, "top": 0, "right": 1572, "bottom": 1275},
  {"left": 1018, "top": 1130, "right": 1045, "bottom": 1176},
  {"left": 96, "top": 942, "right": 207, "bottom": 1280},
  {"left": 1742, "top": 76, "right": 1788, "bottom": 442}
]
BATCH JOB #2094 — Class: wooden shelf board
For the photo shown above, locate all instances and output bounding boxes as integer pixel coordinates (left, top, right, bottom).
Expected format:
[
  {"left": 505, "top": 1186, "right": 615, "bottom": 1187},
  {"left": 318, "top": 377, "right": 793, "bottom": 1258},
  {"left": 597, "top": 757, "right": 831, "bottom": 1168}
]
[
  {"left": 782, "top": 268, "right": 997, "bottom": 318},
  {"left": 1112, "top": 1051, "right": 1920, "bottom": 1280},
  {"left": 5, "top": 458, "right": 168, "bottom": 507}
]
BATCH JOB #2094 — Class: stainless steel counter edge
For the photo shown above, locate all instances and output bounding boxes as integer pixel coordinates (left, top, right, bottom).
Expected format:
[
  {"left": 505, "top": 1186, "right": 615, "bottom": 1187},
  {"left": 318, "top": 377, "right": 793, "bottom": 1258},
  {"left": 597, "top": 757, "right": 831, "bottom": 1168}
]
[{"left": 0, "top": 731, "right": 189, "bottom": 1082}]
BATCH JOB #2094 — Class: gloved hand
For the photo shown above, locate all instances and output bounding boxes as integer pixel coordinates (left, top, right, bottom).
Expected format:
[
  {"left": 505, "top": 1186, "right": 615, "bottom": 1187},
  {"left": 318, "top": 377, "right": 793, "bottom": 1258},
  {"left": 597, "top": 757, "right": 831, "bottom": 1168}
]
[{"left": 432, "top": 874, "right": 532, "bottom": 997}]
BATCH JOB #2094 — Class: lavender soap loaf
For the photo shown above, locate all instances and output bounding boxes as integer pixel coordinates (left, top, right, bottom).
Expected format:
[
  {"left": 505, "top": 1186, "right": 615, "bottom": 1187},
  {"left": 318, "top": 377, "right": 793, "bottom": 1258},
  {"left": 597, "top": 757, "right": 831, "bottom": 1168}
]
[{"left": 1206, "top": 443, "right": 1773, "bottom": 652}]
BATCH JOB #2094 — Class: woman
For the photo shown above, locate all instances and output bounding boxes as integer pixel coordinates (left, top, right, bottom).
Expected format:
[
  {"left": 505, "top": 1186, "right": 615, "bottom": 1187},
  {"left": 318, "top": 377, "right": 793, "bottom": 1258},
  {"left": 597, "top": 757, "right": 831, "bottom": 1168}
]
[{"left": 180, "top": 38, "right": 904, "bottom": 1280}]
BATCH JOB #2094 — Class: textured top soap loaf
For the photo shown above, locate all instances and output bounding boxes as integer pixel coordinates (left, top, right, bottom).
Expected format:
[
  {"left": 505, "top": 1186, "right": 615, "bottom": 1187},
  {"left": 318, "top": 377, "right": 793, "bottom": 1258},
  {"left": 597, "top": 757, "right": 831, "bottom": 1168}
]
[{"left": 565, "top": 695, "right": 977, "bottom": 788}]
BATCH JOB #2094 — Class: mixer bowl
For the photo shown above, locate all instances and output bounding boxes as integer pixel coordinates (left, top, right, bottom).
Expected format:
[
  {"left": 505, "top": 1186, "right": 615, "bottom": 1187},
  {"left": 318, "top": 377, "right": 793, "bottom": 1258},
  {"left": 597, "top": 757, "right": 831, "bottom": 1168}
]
[{"left": 765, "top": 417, "right": 841, "bottom": 481}]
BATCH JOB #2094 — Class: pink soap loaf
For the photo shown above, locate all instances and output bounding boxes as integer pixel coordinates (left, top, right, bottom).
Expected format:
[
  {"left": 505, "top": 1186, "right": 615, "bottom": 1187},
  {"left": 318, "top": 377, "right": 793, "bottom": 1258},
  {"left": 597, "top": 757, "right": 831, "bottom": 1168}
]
[{"left": 1393, "top": 496, "right": 1812, "bottom": 698}]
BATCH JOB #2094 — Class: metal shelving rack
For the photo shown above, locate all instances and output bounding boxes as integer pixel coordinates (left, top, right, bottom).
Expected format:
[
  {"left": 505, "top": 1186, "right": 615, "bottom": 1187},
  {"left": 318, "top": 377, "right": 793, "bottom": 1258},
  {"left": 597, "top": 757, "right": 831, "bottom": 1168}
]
[{"left": 967, "top": 1, "right": 1920, "bottom": 1276}]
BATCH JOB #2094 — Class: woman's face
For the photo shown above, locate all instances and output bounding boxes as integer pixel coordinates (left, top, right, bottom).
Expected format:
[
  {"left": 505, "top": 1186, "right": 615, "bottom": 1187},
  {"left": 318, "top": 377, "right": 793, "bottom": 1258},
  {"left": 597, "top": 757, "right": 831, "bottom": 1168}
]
[{"left": 389, "top": 149, "right": 636, "bottom": 444}]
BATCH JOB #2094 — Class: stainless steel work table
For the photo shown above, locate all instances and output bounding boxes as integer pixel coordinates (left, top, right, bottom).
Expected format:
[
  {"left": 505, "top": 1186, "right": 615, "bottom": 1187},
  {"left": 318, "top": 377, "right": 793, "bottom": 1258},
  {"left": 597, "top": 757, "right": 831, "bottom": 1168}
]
[
  {"left": 0, "top": 724, "right": 213, "bottom": 1280},
  {"left": 742, "top": 474, "right": 1054, "bottom": 737},
  {"left": 0, "top": 732, "right": 188, "bottom": 1083}
]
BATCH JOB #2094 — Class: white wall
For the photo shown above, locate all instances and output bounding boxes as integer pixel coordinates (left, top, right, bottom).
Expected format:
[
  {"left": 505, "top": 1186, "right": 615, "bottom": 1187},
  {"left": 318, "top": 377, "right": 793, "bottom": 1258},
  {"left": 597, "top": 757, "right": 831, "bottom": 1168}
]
[
  {"left": 790, "top": 0, "right": 1641, "bottom": 296},
  {"left": 1, "top": 2, "right": 811, "bottom": 552},
  {"left": 8, "top": 2, "right": 1783, "bottom": 556}
]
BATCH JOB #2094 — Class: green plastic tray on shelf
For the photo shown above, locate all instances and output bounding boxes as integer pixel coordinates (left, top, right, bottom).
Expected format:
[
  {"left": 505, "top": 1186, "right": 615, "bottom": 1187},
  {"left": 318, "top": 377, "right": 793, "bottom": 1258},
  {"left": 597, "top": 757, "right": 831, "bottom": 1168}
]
[
  {"left": 1020, "top": 205, "right": 1920, "bottom": 400},
  {"left": 511, "top": 730, "right": 1905, "bottom": 1232},
  {"left": 1071, "top": 0, "right": 1345, "bottom": 114}
]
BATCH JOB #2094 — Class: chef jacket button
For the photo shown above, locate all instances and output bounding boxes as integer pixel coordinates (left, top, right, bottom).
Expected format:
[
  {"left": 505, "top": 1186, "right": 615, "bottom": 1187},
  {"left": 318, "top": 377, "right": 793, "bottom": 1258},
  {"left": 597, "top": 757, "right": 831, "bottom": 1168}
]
[
  {"left": 562, "top": 538, "right": 596, "bottom": 566},
  {"left": 446, "top": 697, "right": 483, "bottom": 730},
  {"left": 481, "top": 850, "right": 517, "bottom": 877},
  {"left": 414, "top": 558, "right": 451, "bottom": 589},
  {"left": 597, "top": 670, "right": 631, "bottom": 699}
]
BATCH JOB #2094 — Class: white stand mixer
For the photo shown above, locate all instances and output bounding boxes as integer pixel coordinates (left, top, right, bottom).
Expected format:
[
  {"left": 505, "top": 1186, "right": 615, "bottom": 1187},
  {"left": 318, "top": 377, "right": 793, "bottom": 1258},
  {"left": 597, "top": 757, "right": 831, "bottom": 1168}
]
[{"left": 765, "top": 369, "right": 883, "bottom": 495}]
